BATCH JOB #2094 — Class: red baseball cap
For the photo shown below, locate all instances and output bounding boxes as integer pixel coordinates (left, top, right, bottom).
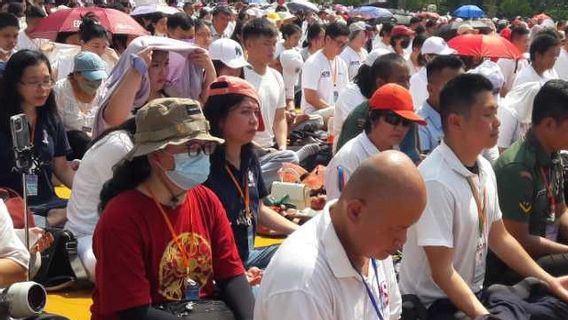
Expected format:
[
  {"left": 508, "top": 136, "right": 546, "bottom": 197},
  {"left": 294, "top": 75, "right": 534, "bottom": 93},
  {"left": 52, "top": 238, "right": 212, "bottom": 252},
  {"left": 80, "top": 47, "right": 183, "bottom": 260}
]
[
  {"left": 208, "top": 76, "right": 265, "bottom": 131},
  {"left": 369, "top": 84, "right": 426, "bottom": 126},
  {"left": 391, "top": 25, "right": 415, "bottom": 37}
]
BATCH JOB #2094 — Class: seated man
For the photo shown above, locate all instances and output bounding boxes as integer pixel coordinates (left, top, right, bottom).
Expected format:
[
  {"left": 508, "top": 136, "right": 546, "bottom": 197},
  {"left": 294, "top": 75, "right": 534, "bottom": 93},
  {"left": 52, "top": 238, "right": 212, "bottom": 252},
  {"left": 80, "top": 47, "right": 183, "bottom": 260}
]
[
  {"left": 301, "top": 22, "right": 350, "bottom": 122},
  {"left": 255, "top": 151, "right": 427, "bottom": 319},
  {"left": 325, "top": 84, "right": 426, "bottom": 200},
  {"left": 0, "top": 199, "right": 29, "bottom": 287},
  {"left": 487, "top": 79, "right": 568, "bottom": 284},
  {"left": 335, "top": 53, "right": 420, "bottom": 162},
  {"left": 399, "top": 74, "right": 568, "bottom": 319}
]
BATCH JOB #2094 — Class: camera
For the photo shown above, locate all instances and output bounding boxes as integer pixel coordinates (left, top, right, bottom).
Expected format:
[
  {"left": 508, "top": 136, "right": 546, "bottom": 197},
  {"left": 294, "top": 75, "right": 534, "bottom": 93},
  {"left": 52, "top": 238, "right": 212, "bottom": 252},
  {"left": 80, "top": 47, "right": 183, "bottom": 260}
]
[
  {"left": 0, "top": 281, "right": 47, "bottom": 319},
  {"left": 10, "top": 114, "right": 34, "bottom": 171}
]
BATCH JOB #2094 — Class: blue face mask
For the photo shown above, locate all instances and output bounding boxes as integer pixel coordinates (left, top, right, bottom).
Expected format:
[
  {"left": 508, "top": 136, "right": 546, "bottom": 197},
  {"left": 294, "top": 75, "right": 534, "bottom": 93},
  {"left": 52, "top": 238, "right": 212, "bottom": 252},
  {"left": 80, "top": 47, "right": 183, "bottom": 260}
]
[{"left": 166, "top": 153, "right": 211, "bottom": 190}]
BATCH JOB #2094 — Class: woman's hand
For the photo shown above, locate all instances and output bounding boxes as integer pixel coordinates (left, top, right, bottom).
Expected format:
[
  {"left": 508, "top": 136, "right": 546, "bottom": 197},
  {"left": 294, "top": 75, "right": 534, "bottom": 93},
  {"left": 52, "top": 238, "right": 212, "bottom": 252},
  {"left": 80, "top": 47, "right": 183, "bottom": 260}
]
[
  {"left": 30, "top": 228, "right": 54, "bottom": 254},
  {"left": 246, "top": 267, "right": 263, "bottom": 286}
]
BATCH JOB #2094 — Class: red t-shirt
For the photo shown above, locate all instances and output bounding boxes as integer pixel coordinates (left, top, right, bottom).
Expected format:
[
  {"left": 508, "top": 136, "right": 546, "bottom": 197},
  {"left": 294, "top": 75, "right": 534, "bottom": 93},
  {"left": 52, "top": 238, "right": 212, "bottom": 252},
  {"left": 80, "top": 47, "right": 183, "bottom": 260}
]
[{"left": 90, "top": 186, "right": 244, "bottom": 319}]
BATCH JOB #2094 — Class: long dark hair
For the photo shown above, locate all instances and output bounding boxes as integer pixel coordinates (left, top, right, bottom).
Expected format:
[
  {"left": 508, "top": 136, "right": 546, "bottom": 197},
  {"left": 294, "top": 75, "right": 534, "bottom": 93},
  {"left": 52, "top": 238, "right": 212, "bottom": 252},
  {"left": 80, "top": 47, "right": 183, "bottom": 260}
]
[
  {"left": 203, "top": 91, "right": 253, "bottom": 158},
  {"left": 0, "top": 50, "right": 59, "bottom": 142},
  {"left": 99, "top": 155, "right": 151, "bottom": 212}
]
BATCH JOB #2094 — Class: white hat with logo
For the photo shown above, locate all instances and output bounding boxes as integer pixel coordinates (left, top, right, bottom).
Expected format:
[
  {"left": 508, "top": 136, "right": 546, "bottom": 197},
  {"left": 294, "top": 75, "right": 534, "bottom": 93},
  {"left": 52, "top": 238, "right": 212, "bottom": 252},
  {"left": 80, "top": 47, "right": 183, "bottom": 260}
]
[{"left": 209, "top": 38, "right": 249, "bottom": 69}]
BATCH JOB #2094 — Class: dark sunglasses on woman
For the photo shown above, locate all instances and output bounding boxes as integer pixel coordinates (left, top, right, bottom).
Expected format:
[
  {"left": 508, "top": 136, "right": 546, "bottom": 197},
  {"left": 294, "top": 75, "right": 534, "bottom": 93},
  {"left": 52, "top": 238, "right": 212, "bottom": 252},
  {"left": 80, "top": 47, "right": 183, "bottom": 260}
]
[{"left": 382, "top": 112, "right": 412, "bottom": 127}]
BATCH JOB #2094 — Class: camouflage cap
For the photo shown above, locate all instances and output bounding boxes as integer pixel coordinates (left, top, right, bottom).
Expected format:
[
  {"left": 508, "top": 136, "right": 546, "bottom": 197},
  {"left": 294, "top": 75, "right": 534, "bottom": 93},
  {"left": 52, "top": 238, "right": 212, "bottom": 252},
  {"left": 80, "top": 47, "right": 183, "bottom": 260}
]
[{"left": 126, "top": 98, "right": 224, "bottom": 160}]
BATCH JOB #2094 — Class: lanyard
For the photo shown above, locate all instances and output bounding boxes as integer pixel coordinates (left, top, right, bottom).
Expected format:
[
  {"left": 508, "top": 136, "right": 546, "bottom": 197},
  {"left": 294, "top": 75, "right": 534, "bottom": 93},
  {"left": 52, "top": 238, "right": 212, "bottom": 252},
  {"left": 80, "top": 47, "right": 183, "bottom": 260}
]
[
  {"left": 224, "top": 164, "right": 251, "bottom": 214},
  {"left": 466, "top": 176, "right": 487, "bottom": 238},
  {"left": 353, "top": 259, "right": 385, "bottom": 320},
  {"left": 540, "top": 167, "right": 557, "bottom": 219},
  {"left": 328, "top": 58, "right": 338, "bottom": 87},
  {"left": 144, "top": 184, "right": 193, "bottom": 274}
]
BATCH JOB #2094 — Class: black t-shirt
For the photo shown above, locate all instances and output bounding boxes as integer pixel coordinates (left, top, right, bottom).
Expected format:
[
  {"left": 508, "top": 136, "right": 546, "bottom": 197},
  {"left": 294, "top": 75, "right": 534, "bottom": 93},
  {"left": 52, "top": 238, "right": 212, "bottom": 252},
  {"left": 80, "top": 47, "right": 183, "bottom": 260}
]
[
  {"left": 0, "top": 109, "right": 70, "bottom": 205},
  {"left": 204, "top": 145, "right": 268, "bottom": 265}
]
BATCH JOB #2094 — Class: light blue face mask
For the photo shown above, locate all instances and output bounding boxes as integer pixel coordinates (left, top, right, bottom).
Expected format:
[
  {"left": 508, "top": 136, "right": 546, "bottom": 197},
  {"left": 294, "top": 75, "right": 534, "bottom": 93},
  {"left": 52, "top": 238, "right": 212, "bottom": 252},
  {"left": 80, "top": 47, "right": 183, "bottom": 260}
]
[{"left": 166, "top": 152, "right": 211, "bottom": 190}]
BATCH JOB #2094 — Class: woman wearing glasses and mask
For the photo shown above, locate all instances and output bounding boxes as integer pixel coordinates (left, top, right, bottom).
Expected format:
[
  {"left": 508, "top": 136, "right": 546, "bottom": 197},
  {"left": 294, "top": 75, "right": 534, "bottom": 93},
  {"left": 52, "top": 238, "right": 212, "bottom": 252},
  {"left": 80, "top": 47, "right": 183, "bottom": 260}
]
[
  {"left": 325, "top": 84, "right": 426, "bottom": 201},
  {"left": 0, "top": 50, "right": 75, "bottom": 227},
  {"left": 93, "top": 98, "right": 253, "bottom": 320}
]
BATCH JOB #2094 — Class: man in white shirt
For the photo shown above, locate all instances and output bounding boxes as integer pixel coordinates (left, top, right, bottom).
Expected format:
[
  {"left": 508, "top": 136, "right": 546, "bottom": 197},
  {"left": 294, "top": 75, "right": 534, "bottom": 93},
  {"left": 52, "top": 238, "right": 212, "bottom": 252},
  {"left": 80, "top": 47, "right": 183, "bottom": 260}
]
[
  {"left": 243, "top": 18, "right": 298, "bottom": 189},
  {"left": 301, "top": 22, "right": 350, "bottom": 122},
  {"left": 513, "top": 32, "right": 560, "bottom": 88},
  {"left": 255, "top": 151, "right": 427, "bottom": 320},
  {"left": 497, "top": 26, "right": 530, "bottom": 96},
  {"left": 0, "top": 199, "right": 30, "bottom": 287},
  {"left": 399, "top": 74, "right": 568, "bottom": 318},
  {"left": 210, "top": 5, "right": 233, "bottom": 41},
  {"left": 340, "top": 21, "right": 369, "bottom": 81},
  {"left": 325, "top": 84, "right": 426, "bottom": 200},
  {"left": 409, "top": 36, "right": 456, "bottom": 110},
  {"left": 554, "top": 27, "right": 568, "bottom": 80},
  {"left": 16, "top": 5, "right": 49, "bottom": 52}
]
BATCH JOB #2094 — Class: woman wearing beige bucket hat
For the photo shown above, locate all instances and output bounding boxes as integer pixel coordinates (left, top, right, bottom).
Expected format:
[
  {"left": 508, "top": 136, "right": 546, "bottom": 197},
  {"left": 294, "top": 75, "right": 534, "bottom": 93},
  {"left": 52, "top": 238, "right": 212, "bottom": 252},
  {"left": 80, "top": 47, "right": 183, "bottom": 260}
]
[{"left": 91, "top": 98, "right": 253, "bottom": 320}]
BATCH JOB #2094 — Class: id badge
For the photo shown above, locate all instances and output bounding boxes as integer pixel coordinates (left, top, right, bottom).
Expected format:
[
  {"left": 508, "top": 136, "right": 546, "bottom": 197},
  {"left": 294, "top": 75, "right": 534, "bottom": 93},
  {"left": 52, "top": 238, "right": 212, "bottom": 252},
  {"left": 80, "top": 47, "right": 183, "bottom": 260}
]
[
  {"left": 472, "top": 237, "right": 486, "bottom": 288},
  {"left": 184, "top": 277, "right": 200, "bottom": 301},
  {"left": 25, "top": 174, "right": 38, "bottom": 196},
  {"left": 545, "top": 223, "right": 559, "bottom": 241}
]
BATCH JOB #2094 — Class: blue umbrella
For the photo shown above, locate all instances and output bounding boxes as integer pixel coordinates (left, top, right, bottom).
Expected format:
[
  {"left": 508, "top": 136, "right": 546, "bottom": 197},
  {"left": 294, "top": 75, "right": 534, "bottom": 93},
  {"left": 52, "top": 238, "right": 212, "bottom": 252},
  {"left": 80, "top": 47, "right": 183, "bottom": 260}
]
[
  {"left": 351, "top": 6, "right": 393, "bottom": 19},
  {"left": 453, "top": 5, "right": 485, "bottom": 19}
]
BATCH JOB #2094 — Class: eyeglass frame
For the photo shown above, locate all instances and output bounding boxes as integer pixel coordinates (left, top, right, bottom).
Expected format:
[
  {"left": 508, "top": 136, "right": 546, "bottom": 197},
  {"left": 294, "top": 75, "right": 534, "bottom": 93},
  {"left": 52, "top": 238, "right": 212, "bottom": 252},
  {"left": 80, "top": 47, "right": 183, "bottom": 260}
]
[{"left": 19, "top": 78, "right": 55, "bottom": 89}]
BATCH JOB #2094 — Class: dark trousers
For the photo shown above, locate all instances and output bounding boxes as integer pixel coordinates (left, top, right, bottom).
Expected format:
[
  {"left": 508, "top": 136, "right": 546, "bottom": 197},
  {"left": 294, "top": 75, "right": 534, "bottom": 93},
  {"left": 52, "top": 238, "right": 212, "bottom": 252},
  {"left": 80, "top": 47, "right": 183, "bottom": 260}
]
[
  {"left": 427, "top": 278, "right": 568, "bottom": 320},
  {"left": 66, "top": 130, "right": 91, "bottom": 160}
]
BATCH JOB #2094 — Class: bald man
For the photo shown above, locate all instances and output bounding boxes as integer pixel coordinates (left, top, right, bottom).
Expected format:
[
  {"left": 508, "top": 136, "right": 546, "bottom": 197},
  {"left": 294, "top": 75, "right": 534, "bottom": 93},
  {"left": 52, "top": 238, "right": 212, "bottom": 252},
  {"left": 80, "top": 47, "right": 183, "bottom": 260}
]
[{"left": 254, "top": 151, "right": 427, "bottom": 320}]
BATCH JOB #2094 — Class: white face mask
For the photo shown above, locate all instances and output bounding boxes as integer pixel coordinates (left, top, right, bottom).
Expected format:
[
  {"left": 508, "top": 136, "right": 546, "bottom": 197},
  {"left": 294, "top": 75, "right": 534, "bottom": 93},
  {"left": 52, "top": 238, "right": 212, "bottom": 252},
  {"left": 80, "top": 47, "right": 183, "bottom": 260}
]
[{"left": 164, "top": 153, "right": 211, "bottom": 190}]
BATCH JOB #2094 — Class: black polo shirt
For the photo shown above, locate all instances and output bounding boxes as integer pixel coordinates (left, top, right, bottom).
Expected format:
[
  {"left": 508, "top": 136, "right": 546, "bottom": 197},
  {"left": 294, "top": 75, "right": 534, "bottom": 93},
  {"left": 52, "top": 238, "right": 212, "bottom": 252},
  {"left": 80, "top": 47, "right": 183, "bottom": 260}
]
[
  {"left": 0, "top": 109, "right": 70, "bottom": 205},
  {"left": 204, "top": 145, "right": 268, "bottom": 265}
]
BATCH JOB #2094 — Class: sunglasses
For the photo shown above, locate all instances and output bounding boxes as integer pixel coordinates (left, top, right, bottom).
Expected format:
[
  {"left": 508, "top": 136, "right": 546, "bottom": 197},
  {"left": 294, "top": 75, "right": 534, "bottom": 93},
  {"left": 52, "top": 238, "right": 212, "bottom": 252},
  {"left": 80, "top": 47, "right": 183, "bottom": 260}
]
[
  {"left": 187, "top": 142, "right": 218, "bottom": 156},
  {"left": 382, "top": 113, "right": 412, "bottom": 127}
]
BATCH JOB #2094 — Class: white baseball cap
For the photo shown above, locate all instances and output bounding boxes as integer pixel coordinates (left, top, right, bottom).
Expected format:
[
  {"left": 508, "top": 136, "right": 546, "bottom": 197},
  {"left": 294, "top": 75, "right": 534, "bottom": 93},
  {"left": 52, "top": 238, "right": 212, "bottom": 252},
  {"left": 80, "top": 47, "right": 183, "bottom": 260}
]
[
  {"left": 421, "top": 36, "right": 456, "bottom": 55},
  {"left": 209, "top": 38, "right": 249, "bottom": 69}
]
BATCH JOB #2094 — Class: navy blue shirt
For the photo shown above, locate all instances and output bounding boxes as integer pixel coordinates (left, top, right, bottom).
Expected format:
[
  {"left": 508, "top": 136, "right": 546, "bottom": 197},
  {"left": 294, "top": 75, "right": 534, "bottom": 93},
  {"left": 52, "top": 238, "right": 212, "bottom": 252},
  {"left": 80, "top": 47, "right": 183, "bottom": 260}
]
[
  {"left": 204, "top": 146, "right": 268, "bottom": 265},
  {"left": 0, "top": 109, "right": 70, "bottom": 205}
]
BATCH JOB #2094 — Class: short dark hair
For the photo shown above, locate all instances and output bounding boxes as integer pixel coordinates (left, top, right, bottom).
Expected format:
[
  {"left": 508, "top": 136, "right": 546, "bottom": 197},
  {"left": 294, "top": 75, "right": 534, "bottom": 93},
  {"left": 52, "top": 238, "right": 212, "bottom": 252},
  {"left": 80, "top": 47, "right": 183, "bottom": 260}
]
[
  {"left": 530, "top": 33, "right": 561, "bottom": 62},
  {"left": 440, "top": 74, "right": 493, "bottom": 132},
  {"left": 280, "top": 23, "right": 301, "bottom": 40},
  {"left": 379, "top": 22, "right": 393, "bottom": 37},
  {"left": 510, "top": 26, "right": 529, "bottom": 42},
  {"left": 304, "top": 22, "right": 325, "bottom": 47},
  {"left": 532, "top": 79, "right": 568, "bottom": 125},
  {"left": 412, "top": 33, "right": 428, "bottom": 50},
  {"left": 25, "top": 5, "right": 47, "bottom": 19},
  {"left": 325, "top": 22, "right": 350, "bottom": 39},
  {"left": 409, "top": 16, "right": 421, "bottom": 25},
  {"left": 167, "top": 12, "right": 194, "bottom": 31},
  {"left": 242, "top": 18, "right": 278, "bottom": 42},
  {"left": 426, "top": 55, "right": 464, "bottom": 83},
  {"left": 212, "top": 5, "right": 232, "bottom": 17},
  {"left": 0, "top": 12, "right": 19, "bottom": 30},
  {"left": 354, "top": 53, "right": 406, "bottom": 98}
]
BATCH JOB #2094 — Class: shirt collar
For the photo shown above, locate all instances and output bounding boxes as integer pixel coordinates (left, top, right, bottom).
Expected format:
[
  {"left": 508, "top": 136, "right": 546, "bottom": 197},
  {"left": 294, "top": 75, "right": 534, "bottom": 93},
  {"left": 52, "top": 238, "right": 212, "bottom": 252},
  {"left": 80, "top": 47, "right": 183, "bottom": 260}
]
[
  {"left": 360, "top": 132, "right": 381, "bottom": 156},
  {"left": 525, "top": 130, "right": 553, "bottom": 167},
  {"left": 438, "top": 140, "right": 479, "bottom": 178},
  {"left": 422, "top": 101, "right": 442, "bottom": 130},
  {"left": 322, "top": 201, "right": 359, "bottom": 279}
]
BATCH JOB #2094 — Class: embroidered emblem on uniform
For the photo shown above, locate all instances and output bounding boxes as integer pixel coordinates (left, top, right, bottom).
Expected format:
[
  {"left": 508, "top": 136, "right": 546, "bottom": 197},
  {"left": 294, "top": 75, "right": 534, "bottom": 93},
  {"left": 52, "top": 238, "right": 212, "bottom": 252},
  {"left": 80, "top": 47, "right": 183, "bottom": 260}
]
[{"left": 519, "top": 201, "right": 532, "bottom": 214}]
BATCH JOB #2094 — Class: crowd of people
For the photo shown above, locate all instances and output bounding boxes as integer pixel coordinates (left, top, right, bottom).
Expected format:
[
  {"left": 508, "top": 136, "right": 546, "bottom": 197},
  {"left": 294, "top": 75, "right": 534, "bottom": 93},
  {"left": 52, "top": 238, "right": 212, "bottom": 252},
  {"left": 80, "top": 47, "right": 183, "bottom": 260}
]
[{"left": 1, "top": 0, "right": 568, "bottom": 319}]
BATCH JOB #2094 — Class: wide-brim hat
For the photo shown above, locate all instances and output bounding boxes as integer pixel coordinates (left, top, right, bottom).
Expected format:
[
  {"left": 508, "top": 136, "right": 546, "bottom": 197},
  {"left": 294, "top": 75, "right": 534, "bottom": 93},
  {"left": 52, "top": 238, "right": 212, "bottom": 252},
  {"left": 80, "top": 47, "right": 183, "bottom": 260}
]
[{"left": 126, "top": 98, "right": 224, "bottom": 160}]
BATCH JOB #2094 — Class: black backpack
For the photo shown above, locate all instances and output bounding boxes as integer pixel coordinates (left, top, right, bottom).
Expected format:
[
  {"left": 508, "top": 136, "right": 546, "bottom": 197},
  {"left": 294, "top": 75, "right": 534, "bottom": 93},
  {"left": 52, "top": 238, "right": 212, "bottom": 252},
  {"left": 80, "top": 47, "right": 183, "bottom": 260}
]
[{"left": 32, "top": 228, "right": 89, "bottom": 291}]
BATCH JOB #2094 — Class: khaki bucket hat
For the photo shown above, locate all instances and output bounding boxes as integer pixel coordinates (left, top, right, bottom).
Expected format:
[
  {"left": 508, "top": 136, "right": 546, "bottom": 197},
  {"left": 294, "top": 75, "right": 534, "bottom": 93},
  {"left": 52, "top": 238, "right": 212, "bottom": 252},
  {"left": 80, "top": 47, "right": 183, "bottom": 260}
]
[{"left": 126, "top": 98, "right": 224, "bottom": 160}]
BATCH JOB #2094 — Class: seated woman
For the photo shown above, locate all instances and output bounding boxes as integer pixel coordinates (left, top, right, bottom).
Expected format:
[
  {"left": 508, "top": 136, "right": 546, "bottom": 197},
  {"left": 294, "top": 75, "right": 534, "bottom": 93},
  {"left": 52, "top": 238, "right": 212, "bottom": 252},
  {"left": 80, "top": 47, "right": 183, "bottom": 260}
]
[
  {"left": 92, "top": 98, "right": 253, "bottom": 320},
  {"left": 53, "top": 51, "right": 108, "bottom": 159},
  {"left": 209, "top": 38, "right": 248, "bottom": 78},
  {"left": 64, "top": 118, "right": 135, "bottom": 282},
  {"left": 203, "top": 76, "right": 298, "bottom": 277},
  {"left": 0, "top": 50, "right": 75, "bottom": 227}
]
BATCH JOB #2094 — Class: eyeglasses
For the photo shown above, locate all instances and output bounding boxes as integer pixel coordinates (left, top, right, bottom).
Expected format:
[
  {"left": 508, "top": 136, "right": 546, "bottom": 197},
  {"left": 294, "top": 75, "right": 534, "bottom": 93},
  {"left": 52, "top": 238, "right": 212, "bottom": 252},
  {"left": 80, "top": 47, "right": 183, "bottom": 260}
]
[
  {"left": 187, "top": 141, "right": 218, "bottom": 156},
  {"left": 382, "top": 113, "right": 411, "bottom": 127},
  {"left": 329, "top": 37, "right": 348, "bottom": 49},
  {"left": 19, "top": 79, "right": 55, "bottom": 89}
]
